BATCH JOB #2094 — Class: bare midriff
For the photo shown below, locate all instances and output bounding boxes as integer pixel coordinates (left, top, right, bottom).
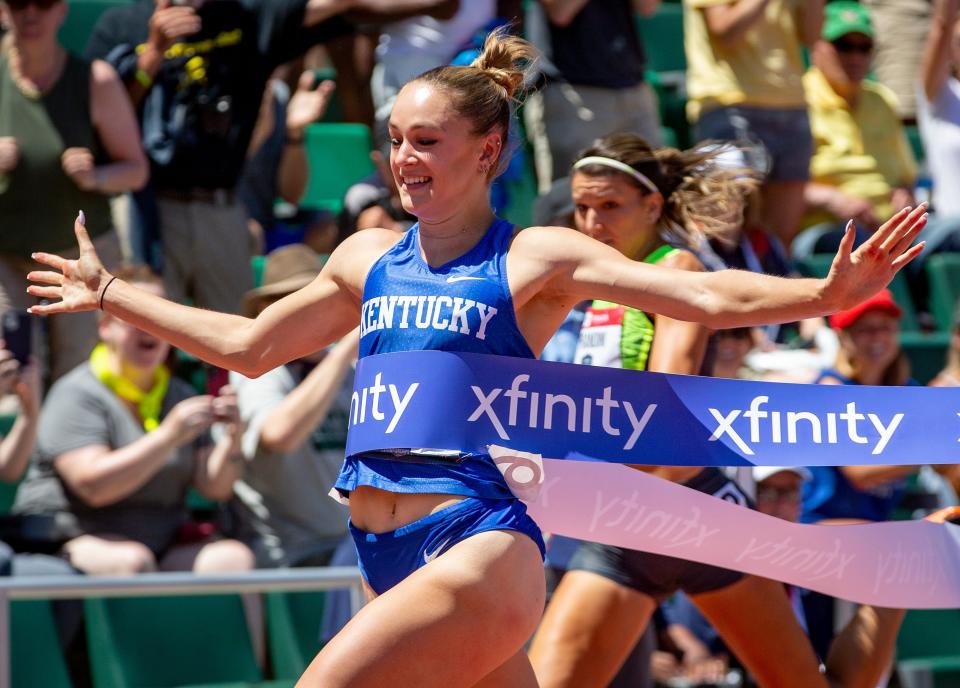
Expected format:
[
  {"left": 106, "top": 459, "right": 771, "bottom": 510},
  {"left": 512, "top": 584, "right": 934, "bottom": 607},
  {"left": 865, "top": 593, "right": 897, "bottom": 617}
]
[{"left": 349, "top": 485, "right": 466, "bottom": 534}]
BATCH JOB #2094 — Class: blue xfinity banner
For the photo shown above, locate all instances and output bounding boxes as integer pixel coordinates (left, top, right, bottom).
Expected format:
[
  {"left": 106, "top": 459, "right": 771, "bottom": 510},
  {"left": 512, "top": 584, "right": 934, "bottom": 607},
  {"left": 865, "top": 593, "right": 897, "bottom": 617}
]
[{"left": 345, "top": 351, "right": 960, "bottom": 466}]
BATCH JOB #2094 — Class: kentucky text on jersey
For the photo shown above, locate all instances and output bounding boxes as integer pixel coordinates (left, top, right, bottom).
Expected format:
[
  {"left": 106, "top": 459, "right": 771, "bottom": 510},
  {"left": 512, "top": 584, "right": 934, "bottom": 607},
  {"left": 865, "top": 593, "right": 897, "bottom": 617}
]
[{"left": 360, "top": 295, "right": 499, "bottom": 341}]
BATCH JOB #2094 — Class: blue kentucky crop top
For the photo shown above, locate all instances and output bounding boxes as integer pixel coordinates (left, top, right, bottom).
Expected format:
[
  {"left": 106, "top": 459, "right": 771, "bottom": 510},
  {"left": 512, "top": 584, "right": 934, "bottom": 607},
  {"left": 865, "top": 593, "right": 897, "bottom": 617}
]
[{"left": 335, "top": 217, "right": 535, "bottom": 500}]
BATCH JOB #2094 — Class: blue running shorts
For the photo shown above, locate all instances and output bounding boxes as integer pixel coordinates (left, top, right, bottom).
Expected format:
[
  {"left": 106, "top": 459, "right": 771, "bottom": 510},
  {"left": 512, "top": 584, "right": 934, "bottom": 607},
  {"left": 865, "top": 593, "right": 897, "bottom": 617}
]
[{"left": 350, "top": 496, "right": 545, "bottom": 595}]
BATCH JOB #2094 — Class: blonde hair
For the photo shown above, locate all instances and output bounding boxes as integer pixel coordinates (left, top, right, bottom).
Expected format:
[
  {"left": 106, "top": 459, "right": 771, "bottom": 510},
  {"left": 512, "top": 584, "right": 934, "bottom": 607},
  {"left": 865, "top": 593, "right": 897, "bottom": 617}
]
[
  {"left": 574, "top": 133, "right": 759, "bottom": 248},
  {"left": 413, "top": 27, "right": 536, "bottom": 179}
]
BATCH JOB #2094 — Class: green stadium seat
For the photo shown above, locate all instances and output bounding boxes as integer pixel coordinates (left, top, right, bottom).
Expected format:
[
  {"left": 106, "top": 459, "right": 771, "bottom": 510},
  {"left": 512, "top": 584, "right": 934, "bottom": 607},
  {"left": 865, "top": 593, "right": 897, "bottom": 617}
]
[
  {"left": 900, "top": 331, "right": 951, "bottom": 385},
  {"left": 0, "top": 414, "right": 19, "bottom": 513},
  {"left": 795, "top": 254, "right": 920, "bottom": 332},
  {"left": 635, "top": 5, "right": 686, "bottom": 76},
  {"left": 11, "top": 600, "right": 73, "bottom": 688},
  {"left": 85, "top": 594, "right": 277, "bottom": 688},
  {"left": 904, "top": 124, "right": 926, "bottom": 165},
  {"left": 896, "top": 609, "right": 960, "bottom": 688},
  {"left": 925, "top": 253, "right": 960, "bottom": 331},
  {"left": 59, "top": 0, "right": 128, "bottom": 57},
  {"left": 252, "top": 255, "right": 267, "bottom": 289},
  {"left": 301, "top": 123, "right": 375, "bottom": 214},
  {"left": 266, "top": 591, "right": 326, "bottom": 680}
]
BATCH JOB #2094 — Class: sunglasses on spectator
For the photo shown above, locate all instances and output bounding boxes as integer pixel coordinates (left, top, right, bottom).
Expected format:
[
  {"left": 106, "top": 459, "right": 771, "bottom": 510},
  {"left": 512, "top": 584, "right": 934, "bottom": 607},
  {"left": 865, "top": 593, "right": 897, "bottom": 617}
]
[
  {"left": 832, "top": 38, "right": 874, "bottom": 54},
  {"left": 5, "top": 0, "right": 61, "bottom": 9}
]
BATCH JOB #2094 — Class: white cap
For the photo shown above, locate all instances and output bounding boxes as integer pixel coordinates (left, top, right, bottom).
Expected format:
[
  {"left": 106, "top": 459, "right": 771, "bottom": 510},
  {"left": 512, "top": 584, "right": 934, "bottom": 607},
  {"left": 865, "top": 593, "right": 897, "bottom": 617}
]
[{"left": 752, "top": 466, "right": 812, "bottom": 483}]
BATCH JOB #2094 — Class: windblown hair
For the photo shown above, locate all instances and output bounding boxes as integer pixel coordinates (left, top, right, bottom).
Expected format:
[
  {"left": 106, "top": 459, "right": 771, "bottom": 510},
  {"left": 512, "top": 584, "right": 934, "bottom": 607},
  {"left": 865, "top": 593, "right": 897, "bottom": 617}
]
[
  {"left": 574, "top": 133, "right": 760, "bottom": 248},
  {"left": 413, "top": 27, "right": 537, "bottom": 179}
]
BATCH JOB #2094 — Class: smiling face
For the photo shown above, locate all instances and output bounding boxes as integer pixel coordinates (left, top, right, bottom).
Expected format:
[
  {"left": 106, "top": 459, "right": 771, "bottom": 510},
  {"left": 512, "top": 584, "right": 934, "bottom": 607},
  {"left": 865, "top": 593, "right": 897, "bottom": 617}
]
[
  {"left": 98, "top": 282, "right": 170, "bottom": 372},
  {"left": 388, "top": 82, "right": 503, "bottom": 222},
  {"left": 571, "top": 171, "right": 662, "bottom": 258},
  {"left": 839, "top": 310, "right": 900, "bottom": 369}
]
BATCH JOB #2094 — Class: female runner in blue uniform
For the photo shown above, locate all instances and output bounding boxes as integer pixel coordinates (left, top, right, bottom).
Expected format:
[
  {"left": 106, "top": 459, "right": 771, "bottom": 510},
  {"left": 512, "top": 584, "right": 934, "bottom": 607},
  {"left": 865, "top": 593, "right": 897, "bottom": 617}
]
[{"left": 27, "top": 30, "right": 928, "bottom": 688}]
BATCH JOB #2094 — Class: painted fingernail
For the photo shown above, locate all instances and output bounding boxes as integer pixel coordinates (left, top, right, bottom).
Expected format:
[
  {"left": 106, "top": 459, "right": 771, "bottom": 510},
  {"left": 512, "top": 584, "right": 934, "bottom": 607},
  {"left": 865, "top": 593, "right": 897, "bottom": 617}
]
[{"left": 78, "top": 210, "right": 85, "bottom": 226}]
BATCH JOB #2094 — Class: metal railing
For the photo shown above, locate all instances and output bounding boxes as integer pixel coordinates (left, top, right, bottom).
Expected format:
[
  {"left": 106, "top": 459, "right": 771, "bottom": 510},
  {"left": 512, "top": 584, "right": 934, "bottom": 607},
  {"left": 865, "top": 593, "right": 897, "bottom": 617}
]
[{"left": 0, "top": 566, "right": 365, "bottom": 688}]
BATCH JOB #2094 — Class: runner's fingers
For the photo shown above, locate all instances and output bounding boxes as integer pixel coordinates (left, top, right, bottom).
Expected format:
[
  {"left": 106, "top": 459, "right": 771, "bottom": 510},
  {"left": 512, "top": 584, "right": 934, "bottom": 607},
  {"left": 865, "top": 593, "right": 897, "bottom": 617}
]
[
  {"left": 27, "top": 302, "right": 67, "bottom": 315},
  {"left": 836, "top": 220, "right": 856, "bottom": 262},
  {"left": 26, "top": 286, "right": 61, "bottom": 300},
  {"left": 75, "top": 215, "right": 96, "bottom": 254},
  {"left": 888, "top": 212, "right": 927, "bottom": 259},
  {"left": 890, "top": 242, "right": 925, "bottom": 270},
  {"left": 868, "top": 206, "right": 911, "bottom": 250},
  {"left": 31, "top": 252, "right": 66, "bottom": 271},
  {"left": 27, "top": 271, "right": 63, "bottom": 286},
  {"left": 879, "top": 204, "right": 926, "bottom": 254}
]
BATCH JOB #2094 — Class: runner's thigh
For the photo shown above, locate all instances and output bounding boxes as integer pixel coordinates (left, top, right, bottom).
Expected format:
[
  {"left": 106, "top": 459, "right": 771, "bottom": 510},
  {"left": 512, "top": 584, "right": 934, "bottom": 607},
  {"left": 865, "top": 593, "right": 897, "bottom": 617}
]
[{"left": 297, "top": 529, "right": 545, "bottom": 688}]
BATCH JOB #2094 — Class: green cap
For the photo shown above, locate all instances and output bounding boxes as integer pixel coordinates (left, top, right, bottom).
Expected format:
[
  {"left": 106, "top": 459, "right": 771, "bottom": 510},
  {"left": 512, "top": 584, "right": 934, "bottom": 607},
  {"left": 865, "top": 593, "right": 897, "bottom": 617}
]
[{"left": 823, "top": 1, "right": 874, "bottom": 42}]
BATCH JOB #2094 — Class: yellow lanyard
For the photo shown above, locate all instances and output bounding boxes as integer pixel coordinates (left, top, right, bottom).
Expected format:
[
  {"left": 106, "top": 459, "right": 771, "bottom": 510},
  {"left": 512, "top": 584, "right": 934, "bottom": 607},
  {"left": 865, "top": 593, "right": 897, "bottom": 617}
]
[{"left": 89, "top": 344, "right": 170, "bottom": 432}]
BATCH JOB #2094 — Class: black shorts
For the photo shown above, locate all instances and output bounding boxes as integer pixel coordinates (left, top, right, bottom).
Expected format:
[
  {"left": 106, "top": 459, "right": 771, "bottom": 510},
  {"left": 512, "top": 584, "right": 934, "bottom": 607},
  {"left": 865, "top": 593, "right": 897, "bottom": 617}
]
[{"left": 567, "top": 468, "right": 751, "bottom": 601}]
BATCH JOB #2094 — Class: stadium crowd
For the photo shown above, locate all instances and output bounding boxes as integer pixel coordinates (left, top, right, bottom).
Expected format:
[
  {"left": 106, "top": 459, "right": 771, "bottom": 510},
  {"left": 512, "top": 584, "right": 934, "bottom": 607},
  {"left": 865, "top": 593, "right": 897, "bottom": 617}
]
[{"left": 1, "top": 0, "right": 959, "bottom": 685}]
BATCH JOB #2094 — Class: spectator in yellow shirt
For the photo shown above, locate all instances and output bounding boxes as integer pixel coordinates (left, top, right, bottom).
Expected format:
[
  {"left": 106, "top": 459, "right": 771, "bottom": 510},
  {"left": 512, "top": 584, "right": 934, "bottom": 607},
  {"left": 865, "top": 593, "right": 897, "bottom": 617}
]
[
  {"left": 799, "top": 1, "right": 917, "bottom": 250},
  {"left": 684, "top": 0, "right": 824, "bottom": 249}
]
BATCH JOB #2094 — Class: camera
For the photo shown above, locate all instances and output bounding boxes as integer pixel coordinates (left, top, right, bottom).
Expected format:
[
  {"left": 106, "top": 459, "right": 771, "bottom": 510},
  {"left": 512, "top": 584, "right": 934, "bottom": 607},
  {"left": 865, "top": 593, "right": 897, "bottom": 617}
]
[{"left": 1, "top": 310, "right": 32, "bottom": 365}]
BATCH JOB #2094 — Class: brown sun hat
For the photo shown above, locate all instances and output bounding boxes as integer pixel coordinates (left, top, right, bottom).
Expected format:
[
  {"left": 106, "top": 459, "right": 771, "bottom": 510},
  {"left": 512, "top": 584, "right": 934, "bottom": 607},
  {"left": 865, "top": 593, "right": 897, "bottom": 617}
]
[{"left": 242, "top": 244, "right": 326, "bottom": 317}]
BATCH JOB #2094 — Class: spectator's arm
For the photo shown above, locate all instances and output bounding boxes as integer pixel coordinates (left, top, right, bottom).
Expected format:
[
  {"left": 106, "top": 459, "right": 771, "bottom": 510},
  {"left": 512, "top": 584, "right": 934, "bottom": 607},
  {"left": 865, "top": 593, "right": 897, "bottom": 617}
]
[
  {"left": 539, "top": 0, "right": 591, "bottom": 27},
  {"left": 53, "top": 395, "right": 215, "bottom": 508},
  {"left": 922, "top": 0, "right": 959, "bottom": 103},
  {"left": 0, "top": 361, "right": 40, "bottom": 484},
  {"left": 702, "top": 0, "right": 770, "bottom": 47},
  {"left": 304, "top": 0, "right": 459, "bottom": 27},
  {"left": 53, "top": 432, "right": 183, "bottom": 508},
  {"left": 632, "top": 0, "right": 661, "bottom": 18},
  {"left": 803, "top": 182, "right": 880, "bottom": 228},
  {"left": 193, "top": 388, "right": 244, "bottom": 501},
  {"left": 89, "top": 59, "right": 149, "bottom": 193},
  {"left": 839, "top": 465, "right": 918, "bottom": 491},
  {"left": 647, "top": 251, "right": 709, "bottom": 376},
  {"left": 277, "top": 75, "right": 335, "bottom": 205},
  {"left": 797, "top": 0, "right": 825, "bottom": 48},
  {"left": 257, "top": 330, "right": 358, "bottom": 454}
]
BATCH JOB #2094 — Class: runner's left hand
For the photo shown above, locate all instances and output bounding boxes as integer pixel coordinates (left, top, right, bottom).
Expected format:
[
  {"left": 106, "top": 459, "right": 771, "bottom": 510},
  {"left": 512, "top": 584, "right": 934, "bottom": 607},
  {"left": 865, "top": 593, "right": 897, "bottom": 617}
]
[{"left": 823, "top": 204, "right": 927, "bottom": 311}]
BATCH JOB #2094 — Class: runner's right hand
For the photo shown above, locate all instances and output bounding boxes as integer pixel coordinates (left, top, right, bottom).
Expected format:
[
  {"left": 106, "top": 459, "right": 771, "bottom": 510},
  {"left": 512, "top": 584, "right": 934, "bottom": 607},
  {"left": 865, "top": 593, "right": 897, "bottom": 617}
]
[{"left": 28, "top": 212, "right": 110, "bottom": 315}]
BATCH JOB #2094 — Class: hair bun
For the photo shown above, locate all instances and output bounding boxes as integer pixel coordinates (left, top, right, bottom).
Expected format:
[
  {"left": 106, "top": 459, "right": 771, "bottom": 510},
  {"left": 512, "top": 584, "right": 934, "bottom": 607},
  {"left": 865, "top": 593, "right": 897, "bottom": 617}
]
[
  {"left": 470, "top": 27, "right": 536, "bottom": 100},
  {"left": 481, "top": 67, "right": 524, "bottom": 99}
]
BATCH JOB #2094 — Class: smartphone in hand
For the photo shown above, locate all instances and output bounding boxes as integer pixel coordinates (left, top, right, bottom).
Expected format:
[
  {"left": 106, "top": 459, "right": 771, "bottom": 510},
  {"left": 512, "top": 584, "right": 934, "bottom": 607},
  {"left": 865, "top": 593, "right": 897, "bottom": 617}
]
[{"left": 2, "top": 310, "right": 32, "bottom": 365}]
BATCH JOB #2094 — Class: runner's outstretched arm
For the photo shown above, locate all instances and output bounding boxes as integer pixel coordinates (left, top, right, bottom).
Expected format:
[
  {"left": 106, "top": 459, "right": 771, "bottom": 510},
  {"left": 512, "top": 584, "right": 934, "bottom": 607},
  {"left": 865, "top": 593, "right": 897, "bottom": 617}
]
[
  {"left": 535, "top": 204, "right": 927, "bottom": 329},
  {"left": 27, "top": 214, "right": 396, "bottom": 377}
]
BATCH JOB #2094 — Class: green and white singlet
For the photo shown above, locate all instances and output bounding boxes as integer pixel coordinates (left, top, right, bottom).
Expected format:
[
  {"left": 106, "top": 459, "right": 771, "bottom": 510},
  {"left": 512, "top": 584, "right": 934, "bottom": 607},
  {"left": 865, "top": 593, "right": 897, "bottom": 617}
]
[{"left": 573, "top": 245, "right": 679, "bottom": 371}]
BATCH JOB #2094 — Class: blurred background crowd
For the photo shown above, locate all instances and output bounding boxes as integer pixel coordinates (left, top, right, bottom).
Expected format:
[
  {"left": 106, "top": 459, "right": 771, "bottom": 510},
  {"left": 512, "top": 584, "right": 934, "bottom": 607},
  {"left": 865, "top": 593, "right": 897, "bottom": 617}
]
[{"left": 1, "top": 0, "right": 960, "bottom": 686}]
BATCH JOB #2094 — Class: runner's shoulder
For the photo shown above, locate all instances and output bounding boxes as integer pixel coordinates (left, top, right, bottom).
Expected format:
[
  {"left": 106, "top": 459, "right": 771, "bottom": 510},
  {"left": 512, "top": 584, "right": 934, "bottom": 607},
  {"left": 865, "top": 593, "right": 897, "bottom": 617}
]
[
  {"left": 658, "top": 247, "right": 705, "bottom": 272},
  {"left": 327, "top": 226, "right": 405, "bottom": 278}
]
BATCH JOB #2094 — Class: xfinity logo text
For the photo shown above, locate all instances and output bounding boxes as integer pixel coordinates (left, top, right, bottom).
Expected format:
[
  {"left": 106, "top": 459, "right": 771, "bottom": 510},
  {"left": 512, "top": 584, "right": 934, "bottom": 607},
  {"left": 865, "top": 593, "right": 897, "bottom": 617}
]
[
  {"left": 349, "top": 373, "right": 419, "bottom": 434},
  {"left": 709, "top": 396, "right": 904, "bottom": 456},
  {"left": 468, "top": 374, "right": 657, "bottom": 451}
]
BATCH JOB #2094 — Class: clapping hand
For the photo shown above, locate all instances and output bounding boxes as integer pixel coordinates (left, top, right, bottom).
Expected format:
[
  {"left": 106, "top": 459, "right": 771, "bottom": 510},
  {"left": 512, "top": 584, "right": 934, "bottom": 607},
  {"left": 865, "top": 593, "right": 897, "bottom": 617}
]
[
  {"left": 61, "top": 148, "right": 98, "bottom": 191},
  {"left": 148, "top": 0, "right": 202, "bottom": 54},
  {"left": 824, "top": 204, "right": 927, "bottom": 310},
  {"left": 0, "top": 137, "right": 19, "bottom": 174}
]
